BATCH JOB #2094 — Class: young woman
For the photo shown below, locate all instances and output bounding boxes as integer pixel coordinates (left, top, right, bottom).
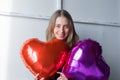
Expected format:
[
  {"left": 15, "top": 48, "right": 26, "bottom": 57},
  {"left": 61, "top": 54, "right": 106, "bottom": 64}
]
[{"left": 34, "top": 9, "right": 79, "bottom": 80}]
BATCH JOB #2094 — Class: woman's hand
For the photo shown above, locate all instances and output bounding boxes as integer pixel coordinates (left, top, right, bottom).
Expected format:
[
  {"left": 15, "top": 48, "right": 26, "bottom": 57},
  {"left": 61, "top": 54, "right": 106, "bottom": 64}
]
[
  {"left": 57, "top": 72, "right": 68, "bottom": 80},
  {"left": 34, "top": 73, "right": 44, "bottom": 80}
]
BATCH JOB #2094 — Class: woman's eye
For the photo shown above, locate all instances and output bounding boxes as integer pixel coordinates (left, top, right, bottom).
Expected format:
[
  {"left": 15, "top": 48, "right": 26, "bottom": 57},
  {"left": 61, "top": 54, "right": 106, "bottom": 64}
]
[
  {"left": 55, "top": 25, "right": 60, "bottom": 28},
  {"left": 64, "top": 25, "right": 69, "bottom": 29}
]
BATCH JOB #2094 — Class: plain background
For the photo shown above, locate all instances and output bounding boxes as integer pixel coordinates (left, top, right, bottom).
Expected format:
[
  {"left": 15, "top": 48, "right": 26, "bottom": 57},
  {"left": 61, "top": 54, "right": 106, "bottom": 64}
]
[{"left": 0, "top": 0, "right": 120, "bottom": 80}]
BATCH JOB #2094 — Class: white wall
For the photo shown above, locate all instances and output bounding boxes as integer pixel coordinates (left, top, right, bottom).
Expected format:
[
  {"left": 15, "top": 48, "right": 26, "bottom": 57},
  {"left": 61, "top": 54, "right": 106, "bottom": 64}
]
[
  {"left": 119, "top": 0, "right": 120, "bottom": 22},
  {"left": 0, "top": 0, "right": 120, "bottom": 80}
]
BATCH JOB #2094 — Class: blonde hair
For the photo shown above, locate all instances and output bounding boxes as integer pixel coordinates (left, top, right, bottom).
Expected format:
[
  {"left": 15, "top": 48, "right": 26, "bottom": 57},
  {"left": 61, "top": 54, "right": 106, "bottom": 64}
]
[{"left": 46, "top": 9, "right": 79, "bottom": 49}]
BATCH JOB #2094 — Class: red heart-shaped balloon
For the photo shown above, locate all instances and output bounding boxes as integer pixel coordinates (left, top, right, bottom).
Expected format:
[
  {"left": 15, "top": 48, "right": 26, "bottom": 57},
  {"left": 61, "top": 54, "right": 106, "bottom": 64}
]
[{"left": 21, "top": 38, "right": 68, "bottom": 79}]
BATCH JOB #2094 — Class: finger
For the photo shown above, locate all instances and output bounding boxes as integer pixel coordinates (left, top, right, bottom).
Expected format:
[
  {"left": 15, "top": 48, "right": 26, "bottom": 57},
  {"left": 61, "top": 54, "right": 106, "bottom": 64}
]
[
  {"left": 40, "top": 77, "right": 44, "bottom": 80},
  {"left": 34, "top": 73, "right": 39, "bottom": 80},
  {"left": 57, "top": 76, "right": 62, "bottom": 80},
  {"left": 35, "top": 73, "right": 39, "bottom": 77},
  {"left": 57, "top": 72, "right": 66, "bottom": 77}
]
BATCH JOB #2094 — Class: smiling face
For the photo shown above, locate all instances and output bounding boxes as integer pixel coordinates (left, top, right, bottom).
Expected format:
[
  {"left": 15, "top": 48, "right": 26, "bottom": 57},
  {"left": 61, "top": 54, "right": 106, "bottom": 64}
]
[{"left": 54, "top": 16, "right": 70, "bottom": 40}]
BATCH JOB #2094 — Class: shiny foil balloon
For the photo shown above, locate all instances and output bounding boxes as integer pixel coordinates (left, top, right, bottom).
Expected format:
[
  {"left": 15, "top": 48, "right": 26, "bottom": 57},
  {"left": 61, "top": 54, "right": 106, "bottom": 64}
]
[
  {"left": 62, "top": 39, "right": 110, "bottom": 80},
  {"left": 21, "top": 38, "right": 68, "bottom": 80}
]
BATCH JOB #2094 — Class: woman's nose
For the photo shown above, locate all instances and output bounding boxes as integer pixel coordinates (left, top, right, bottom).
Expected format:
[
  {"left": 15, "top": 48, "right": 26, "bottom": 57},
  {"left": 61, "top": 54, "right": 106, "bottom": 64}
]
[{"left": 60, "top": 26, "right": 64, "bottom": 32}]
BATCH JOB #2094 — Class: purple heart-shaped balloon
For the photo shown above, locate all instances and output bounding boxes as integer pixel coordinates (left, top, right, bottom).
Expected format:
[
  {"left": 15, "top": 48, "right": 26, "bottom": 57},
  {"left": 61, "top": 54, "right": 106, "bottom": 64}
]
[{"left": 62, "top": 39, "right": 110, "bottom": 80}]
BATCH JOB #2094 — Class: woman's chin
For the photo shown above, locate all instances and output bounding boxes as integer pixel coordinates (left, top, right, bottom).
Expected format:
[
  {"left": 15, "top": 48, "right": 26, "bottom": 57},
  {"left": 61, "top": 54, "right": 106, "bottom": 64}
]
[{"left": 57, "top": 37, "right": 65, "bottom": 40}]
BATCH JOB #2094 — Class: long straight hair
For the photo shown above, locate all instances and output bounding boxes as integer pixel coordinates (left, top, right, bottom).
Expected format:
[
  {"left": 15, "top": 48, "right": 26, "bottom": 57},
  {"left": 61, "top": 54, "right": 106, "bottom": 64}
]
[{"left": 46, "top": 9, "right": 79, "bottom": 49}]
